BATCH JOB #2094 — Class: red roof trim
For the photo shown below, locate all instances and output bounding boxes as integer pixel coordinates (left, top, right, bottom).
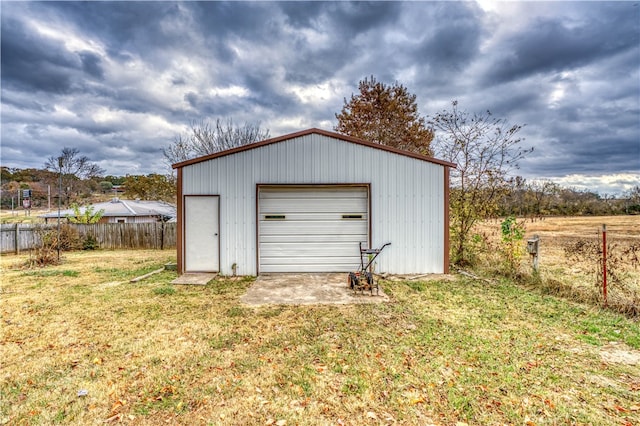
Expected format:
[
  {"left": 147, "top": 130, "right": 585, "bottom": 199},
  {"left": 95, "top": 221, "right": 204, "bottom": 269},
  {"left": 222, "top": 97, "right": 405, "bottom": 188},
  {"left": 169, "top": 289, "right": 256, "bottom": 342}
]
[{"left": 172, "top": 128, "right": 456, "bottom": 169}]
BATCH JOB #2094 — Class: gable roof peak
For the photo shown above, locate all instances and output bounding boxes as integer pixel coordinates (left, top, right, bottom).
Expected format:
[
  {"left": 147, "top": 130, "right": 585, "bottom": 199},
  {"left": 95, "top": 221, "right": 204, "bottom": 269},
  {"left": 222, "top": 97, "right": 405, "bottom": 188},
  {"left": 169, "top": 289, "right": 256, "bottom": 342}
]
[{"left": 172, "top": 127, "right": 456, "bottom": 169}]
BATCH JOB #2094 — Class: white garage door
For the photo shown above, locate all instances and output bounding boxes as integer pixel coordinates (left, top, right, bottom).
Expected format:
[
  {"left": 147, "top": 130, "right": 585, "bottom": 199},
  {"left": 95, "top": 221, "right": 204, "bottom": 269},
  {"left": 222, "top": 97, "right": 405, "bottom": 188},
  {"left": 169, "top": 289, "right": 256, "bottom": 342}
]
[{"left": 258, "top": 186, "right": 369, "bottom": 273}]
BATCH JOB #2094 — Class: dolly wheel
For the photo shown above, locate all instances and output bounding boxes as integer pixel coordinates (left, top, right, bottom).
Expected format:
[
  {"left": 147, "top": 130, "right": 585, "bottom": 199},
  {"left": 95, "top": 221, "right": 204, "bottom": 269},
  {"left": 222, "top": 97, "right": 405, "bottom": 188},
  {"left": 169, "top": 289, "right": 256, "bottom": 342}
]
[
  {"left": 348, "top": 272, "right": 359, "bottom": 290},
  {"left": 365, "top": 272, "right": 374, "bottom": 295},
  {"left": 367, "top": 272, "right": 379, "bottom": 296}
]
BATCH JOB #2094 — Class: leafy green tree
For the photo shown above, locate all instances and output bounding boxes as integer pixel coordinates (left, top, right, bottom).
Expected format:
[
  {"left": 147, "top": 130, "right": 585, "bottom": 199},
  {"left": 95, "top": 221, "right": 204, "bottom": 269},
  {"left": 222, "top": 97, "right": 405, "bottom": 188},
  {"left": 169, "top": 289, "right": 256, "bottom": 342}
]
[
  {"left": 123, "top": 174, "right": 176, "bottom": 203},
  {"left": 1, "top": 167, "right": 13, "bottom": 184},
  {"left": 99, "top": 181, "right": 114, "bottom": 194},
  {"left": 430, "top": 101, "right": 532, "bottom": 266},
  {"left": 66, "top": 203, "right": 104, "bottom": 224},
  {"left": 335, "top": 76, "right": 433, "bottom": 155},
  {"left": 103, "top": 175, "right": 126, "bottom": 185}
]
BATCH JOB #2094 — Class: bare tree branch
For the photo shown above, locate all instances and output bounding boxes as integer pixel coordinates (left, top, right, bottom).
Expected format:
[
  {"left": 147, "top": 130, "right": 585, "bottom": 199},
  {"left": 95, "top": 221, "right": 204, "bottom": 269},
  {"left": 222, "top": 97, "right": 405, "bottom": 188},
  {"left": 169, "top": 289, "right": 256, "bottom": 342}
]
[
  {"left": 429, "top": 100, "right": 533, "bottom": 265},
  {"left": 163, "top": 118, "right": 270, "bottom": 167},
  {"left": 44, "top": 147, "right": 105, "bottom": 206}
]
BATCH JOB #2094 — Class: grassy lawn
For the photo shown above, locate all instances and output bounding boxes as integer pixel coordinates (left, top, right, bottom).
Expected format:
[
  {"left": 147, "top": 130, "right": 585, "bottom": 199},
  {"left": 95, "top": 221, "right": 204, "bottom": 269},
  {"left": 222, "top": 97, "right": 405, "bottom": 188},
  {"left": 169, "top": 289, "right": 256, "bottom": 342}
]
[{"left": 1, "top": 250, "right": 639, "bottom": 425}]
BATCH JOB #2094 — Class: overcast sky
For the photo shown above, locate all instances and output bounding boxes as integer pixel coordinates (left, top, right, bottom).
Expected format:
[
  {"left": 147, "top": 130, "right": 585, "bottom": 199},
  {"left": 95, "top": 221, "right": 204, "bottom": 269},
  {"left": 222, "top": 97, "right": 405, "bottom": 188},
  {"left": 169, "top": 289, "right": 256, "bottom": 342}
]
[{"left": 1, "top": 1, "right": 638, "bottom": 195}]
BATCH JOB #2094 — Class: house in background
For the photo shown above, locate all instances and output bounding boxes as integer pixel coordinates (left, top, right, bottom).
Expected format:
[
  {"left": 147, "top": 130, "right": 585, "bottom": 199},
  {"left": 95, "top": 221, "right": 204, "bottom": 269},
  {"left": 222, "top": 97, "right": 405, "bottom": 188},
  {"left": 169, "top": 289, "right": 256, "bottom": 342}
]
[
  {"left": 41, "top": 198, "right": 176, "bottom": 224},
  {"left": 173, "top": 128, "right": 455, "bottom": 276}
]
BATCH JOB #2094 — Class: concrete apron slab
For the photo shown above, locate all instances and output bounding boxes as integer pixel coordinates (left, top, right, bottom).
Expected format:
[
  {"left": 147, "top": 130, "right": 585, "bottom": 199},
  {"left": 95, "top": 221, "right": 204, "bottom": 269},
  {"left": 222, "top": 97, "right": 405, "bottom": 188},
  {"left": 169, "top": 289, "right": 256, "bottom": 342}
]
[
  {"left": 241, "top": 273, "right": 388, "bottom": 306},
  {"left": 171, "top": 273, "right": 218, "bottom": 285}
]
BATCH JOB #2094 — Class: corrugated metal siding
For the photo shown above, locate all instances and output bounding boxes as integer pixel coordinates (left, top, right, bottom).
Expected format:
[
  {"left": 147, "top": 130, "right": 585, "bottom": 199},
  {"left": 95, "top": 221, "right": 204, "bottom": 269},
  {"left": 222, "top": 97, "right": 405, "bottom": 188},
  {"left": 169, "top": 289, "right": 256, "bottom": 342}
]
[{"left": 182, "top": 133, "right": 445, "bottom": 275}]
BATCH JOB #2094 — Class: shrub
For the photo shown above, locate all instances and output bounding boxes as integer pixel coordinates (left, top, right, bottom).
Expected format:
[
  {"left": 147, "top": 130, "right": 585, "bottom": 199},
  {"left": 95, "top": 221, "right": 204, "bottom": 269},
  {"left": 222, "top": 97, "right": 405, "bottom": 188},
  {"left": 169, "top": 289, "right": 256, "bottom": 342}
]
[
  {"left": 499, "top": 215, "right": 526, "bottom": 276},
  {"left": 59, "top": 225, "right": 82, "bottom": 251},
  {"left": 28, "top": 225, "right": 82, "bottom": 267},
  {"left": 30, "top": 228, "right": 60, "bottom": 267},
  {"left": 82, "top": 234, "right": 99, "bottom": 250}
]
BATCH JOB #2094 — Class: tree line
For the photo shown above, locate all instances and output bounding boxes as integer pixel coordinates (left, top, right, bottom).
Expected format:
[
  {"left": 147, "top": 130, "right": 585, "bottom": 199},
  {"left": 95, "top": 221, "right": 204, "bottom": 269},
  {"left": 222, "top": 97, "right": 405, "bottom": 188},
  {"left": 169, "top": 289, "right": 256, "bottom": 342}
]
[
  {"left": 3, "top": 75, "right": 637, "bottom": 266},
  {"left": 500, "top": 177, "right": 640, "bottom": 217},
  {"left": 0, "top": 167, "right": 175, "bottom": 208},
  {"left": 4, "top": 165, "right": 635, "bottom": 215}
]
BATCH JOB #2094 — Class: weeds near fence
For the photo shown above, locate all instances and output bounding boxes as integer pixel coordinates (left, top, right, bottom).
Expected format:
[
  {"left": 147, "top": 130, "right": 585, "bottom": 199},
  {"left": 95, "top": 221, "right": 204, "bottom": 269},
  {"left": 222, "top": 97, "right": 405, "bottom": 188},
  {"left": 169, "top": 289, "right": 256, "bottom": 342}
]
[
  {"left": 499, "top": 215, "right": 526, "bottom": 276},
  {"left": 466, "top": 217, "right": 527, "bottom": 280},
  {"left": 28, "top": 226, "right": 60, "bottom": 267},
  {"left": 564, "top": 237, "right": 640, "bottom": 317},
  {"left": 26, "top": 225, "right": 81, "bottom": 267}
]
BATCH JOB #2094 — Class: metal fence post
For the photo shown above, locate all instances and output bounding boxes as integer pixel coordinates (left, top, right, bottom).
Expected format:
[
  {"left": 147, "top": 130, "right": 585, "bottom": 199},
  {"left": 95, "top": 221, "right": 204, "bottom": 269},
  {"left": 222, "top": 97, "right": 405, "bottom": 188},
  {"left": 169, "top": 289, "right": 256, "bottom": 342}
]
[{"left": 602, "top": 224, "right": 607, "bottom": 306}]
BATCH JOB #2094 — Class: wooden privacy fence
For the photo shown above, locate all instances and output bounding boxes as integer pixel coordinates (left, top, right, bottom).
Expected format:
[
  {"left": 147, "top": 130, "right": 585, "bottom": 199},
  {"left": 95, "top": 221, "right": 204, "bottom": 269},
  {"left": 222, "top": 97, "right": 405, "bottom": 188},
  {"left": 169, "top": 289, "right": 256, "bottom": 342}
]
[{"left": 0, "top": 223, "right": 176, "bottom": 253}]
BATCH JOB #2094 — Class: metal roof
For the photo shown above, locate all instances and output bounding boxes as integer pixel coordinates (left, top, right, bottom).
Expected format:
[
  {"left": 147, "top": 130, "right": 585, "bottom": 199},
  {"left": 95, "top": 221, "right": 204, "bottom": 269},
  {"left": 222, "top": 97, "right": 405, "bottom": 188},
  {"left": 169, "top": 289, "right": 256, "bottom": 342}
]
[
  {"left": 172, "top": 128, "right": 457, "bottom": 170},
  {"left": 40, "top": 199, "right": 176, "bottom": 219}
]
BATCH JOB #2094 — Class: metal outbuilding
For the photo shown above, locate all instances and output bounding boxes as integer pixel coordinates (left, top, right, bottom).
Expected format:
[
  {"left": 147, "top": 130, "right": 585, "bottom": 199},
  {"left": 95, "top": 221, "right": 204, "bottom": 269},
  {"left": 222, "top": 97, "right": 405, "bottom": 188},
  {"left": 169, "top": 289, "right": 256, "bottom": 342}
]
[{"left": 173, "top": 128, "right": 455, "bottom": 276}]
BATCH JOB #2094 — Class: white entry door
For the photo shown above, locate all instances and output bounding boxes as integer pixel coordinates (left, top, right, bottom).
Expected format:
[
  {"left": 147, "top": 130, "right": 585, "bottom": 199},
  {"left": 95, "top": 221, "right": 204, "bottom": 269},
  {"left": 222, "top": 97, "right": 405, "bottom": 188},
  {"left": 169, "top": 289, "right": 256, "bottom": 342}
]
[{"left": 184, "top": 195, "right": 219, "bottom": 272}]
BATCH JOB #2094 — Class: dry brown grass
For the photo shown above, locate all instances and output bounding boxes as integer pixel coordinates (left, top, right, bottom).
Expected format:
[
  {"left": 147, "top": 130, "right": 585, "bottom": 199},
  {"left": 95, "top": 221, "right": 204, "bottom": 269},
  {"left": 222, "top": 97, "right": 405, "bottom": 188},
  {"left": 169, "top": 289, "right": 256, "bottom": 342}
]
[
  {"left": 475, "top": 215, "right": 640, "bottom": 316},
  {"left": 523, "top": 215, "right": 640, "bottom": 236},
  {"left": 0, "top": 209, "right": 47, "bottom": 224},
  {"left": 1, "top": 248, "right": 639, "bottom": 425}
]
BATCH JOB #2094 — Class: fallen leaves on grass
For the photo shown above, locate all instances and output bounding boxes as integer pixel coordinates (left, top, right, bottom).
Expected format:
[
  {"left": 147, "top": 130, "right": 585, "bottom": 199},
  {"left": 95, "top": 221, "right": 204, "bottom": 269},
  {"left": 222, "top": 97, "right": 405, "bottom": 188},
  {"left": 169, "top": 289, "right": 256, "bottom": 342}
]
[{"left": 2, "top": 249, "right": 639, "bottom": 425}]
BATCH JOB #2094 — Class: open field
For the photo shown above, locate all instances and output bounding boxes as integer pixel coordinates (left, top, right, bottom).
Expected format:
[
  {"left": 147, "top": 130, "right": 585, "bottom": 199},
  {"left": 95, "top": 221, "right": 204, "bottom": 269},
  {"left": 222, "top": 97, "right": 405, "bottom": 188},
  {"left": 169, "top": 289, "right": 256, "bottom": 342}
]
[
  {"left": 523, "top": 215, "right": 640, "bottom": 240},
  {"left": 479, "top": 215, "right": 640, "bottom": 261},
  {"left": 475, "top": 216, "right": 639, "bottom": 312},
  {"left": 0, "top": 209, "right": 47, "bottom": 224},
  {"left": 2, "top": 249, "right": 639, "bottom": 425},
  {"left": 523, "top": 215, "right": 640, "bottom": 269},
  {"left": 528, "top": 216, "right": 639, "bottom": 292}
]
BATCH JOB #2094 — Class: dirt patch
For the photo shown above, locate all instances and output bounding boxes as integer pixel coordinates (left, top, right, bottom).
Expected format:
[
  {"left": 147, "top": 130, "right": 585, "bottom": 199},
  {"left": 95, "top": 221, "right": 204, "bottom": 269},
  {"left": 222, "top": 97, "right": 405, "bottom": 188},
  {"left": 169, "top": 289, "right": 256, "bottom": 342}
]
[{"left": 600, "top": 342, "right": 640, "bottom": 365}]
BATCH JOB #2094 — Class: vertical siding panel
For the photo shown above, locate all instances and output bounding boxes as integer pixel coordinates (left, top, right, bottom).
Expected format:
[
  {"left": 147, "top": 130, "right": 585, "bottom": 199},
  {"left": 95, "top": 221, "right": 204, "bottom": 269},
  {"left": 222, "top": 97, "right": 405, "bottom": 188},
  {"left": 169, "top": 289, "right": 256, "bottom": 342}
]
[
  {"left": 424, "top": 166, "right": 432, "bottom": 270},
  {"left": 397, "top": 155, "right": 404, "bottom": 271},
  {"left": 408, "top": 163, "right": 417, "bottom": 273},
  {"left": 424, "top": 165, "right": 433, "bottom": 272},
  {"left": 374, "top": 151, "right": 387, "bottom": 271},
  {"left": 330, "top": 138, "right": 339, "bottom": 183},
  {"left": 418, "top": 166, "right": 426, "bottom": 273},
  {"left": 317, "top": 135, "right": 326, "bottom": 183},
  {"left": 304, "top": 136, "right": 313, "bottom": 182}
]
